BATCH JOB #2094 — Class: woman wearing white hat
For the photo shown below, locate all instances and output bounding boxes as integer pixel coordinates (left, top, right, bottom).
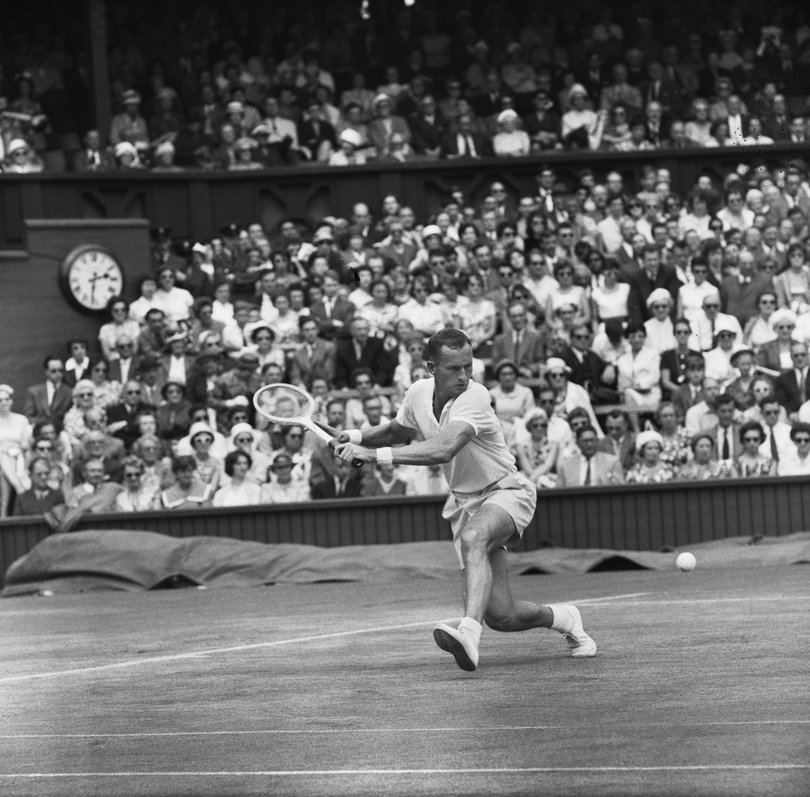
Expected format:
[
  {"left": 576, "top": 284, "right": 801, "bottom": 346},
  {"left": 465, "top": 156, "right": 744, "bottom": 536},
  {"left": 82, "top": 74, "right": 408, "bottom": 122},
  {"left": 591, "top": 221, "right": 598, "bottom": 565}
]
[
  {"left": 513, "top": 407, "right": 559, "bottom": 489},
  {"left": 756, "top": 308, "right": 798, "bottom": 373},
  {"left": 329, "top": 128, "right": 367, "bottom": 166},
  {"left": 703, "top": 318, "right": 741, "bottom": 385},
  {"left": 493, "top": 109, "right": 530, "bottom": 157},
  {"left": 643, "top": 289, "right": 677, "bottom": 354},
  {"left": 624, "top": 430, "right": 677, "bottom": 484}
]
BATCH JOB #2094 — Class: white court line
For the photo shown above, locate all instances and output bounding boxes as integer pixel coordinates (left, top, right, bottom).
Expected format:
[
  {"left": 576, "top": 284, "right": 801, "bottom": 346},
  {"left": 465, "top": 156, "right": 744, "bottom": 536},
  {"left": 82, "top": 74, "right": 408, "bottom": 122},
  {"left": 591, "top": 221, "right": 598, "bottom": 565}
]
[
  {"left": 0, "top": 591, "right": 802, "bottom": 685},
  {"left": 1, "top": 765, "right": 808, "bottom": 778},
  {"left": 1, "top": 719, "right": 808, "bottom": 739}
]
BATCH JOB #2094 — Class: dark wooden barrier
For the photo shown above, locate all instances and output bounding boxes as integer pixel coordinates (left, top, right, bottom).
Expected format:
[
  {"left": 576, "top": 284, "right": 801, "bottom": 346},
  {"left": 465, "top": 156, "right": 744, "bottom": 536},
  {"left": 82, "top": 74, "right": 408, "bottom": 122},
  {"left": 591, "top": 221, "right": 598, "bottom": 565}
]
[
  {"left": 1, "top": 144, "right": 806, "bottom": 249},
  {"left": 2, "top": 476, "right": 809, "bottom": 586}
]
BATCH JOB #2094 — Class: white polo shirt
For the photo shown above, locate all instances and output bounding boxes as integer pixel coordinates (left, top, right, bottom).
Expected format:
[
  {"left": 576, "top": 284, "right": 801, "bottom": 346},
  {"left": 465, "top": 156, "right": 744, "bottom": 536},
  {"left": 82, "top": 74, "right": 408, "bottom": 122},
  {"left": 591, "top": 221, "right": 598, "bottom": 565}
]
[{"left": 396, "top": 378, "right": 515, "bottom": 494}]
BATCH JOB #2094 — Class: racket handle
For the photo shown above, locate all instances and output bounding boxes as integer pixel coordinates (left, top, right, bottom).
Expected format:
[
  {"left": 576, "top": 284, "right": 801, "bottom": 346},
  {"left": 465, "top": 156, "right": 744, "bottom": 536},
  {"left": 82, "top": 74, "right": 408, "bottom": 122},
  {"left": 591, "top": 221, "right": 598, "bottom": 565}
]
[{"left": 328, "top": 439, "right": 364, "bottom": 469}]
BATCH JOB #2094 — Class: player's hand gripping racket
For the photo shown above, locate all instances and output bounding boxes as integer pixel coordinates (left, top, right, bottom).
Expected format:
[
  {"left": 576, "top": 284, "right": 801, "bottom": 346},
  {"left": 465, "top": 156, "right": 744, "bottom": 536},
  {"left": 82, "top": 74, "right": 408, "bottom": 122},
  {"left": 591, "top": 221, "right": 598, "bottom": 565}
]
[{"left": 253, "top": 383, "right": 364, "bottom": 468}]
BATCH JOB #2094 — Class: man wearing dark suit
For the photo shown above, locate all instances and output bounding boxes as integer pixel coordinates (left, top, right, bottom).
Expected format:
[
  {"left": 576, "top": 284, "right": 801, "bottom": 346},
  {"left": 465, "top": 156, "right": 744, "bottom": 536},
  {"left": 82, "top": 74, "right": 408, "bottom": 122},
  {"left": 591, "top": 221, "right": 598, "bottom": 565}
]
[
  {"left": 334, "top": 318, "right": 394, "bottom": 389},
  {"left": 297, "top": 101, "right": 338, "bottom": 162},
  {"left": 71, "top": 129, "right": 116, "bottom": 173},
  {"left": 706, "top": 394, "right": 742, "bottom": 461},
  {"left": 440, "top": 113, "right": 492, "bottom": 159},
  {"left": 23, "top": 356, "right": 73, "bottom": 431},
  {"left": 720, "top": 251, "right": 774, "bottom": 327},
  {"left": 408, "top": 96, "right": 445, "bottom": 157},
  {"left": 625, "top": 244, "right": 683, "bottom": 326},
  {"left": 13, "top": 457, "right": 65, "bottom": 516},
  {"left": 596, "top": 410, "right": 637, "bottom": 472},
  {"left": 107, "top": 335, "right": 141, "bottom": 385},
  {"left": 106, "top": 380, "right": 154, "bottom": 450},
  {"left": 490, "top": 302, "right": 546, "bottom": 377},
  {"left": 292, "top": 317, "right": 336, "bottom": 387},
  {"left": 309, "top": 271, "right": 355, "bottom": 341},
  {"left": 774, "top": 341, "right": 810, "bottom": 415},
  {"left": 309, "top": 457, "right": 364, "bottom": 499},
  {"left": 559, "top": 324, "right": 618, "bottom": 404},
  {"left": 557, "top": 424, "right": 624, "bottom": 487}
]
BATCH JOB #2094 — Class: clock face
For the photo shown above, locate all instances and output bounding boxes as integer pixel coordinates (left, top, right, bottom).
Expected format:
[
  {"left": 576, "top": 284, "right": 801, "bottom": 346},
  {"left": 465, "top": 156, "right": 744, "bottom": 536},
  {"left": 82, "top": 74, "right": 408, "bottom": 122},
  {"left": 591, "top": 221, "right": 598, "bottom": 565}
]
[{"left": 61, "top": 246, "right": 124, "bottom": 312}]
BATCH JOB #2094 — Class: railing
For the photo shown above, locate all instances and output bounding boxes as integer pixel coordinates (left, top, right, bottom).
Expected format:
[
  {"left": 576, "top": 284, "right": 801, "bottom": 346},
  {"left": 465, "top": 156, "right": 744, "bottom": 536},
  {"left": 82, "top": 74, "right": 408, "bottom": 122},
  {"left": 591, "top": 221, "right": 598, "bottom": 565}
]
[
  {"left": 2, "top": 476, "right": 808, "bottom": 587},
  {"left": 0, "top": 143, "right": 804, "bottom": 249}
]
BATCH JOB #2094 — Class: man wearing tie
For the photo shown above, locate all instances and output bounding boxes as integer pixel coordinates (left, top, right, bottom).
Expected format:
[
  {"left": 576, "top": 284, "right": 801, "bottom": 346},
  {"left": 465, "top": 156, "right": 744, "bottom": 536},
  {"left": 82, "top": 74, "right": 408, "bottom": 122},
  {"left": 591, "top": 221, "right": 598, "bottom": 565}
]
[
  {"left": 72, "top": 129, "right": 115, "bottom": 172},
  {"left": 708, "top": 394, "right": 742, "bottom": 462},
  {"left": 309, "top": 271, "right": 355, "bottom": 341},
  {"left": 334, "top": 318, "right": 394, "bottom": 389},
  {"left": 760, "top": 397, "right": 792, "bottom": 462},
  {"left": 775, "top": 342, "right": 810, "bottom": 415},
  {"left": 106, "top": 381, "right": 153, "bottom": 450},
  {"left": 557, "top": 424, "right": 624, "bottom": 487},
  {"left": 23, "top": 356, "right": 73, "bottom": 431},
  {"left": 440, "top": 113, "right": 490, "bottom": 159},
  {"left": 490, "top": 302, "right": 545, "bottom": 377}
]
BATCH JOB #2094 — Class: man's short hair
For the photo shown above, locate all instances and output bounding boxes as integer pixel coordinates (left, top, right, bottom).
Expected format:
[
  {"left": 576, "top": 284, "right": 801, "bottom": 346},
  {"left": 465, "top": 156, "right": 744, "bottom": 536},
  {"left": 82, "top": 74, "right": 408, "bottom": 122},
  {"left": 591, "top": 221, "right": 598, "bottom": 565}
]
[
  {"left": 715, "top": 393, "right": 736, "bottom": 408},
  {"left": 575, "top": 423, "right": 598, "bottom": 440},
  {"left": 426, "top": 328, "right": 470, "bottom": 362},
  {"left": 685, "top": 353, "right": 705, "bottom": 370}
]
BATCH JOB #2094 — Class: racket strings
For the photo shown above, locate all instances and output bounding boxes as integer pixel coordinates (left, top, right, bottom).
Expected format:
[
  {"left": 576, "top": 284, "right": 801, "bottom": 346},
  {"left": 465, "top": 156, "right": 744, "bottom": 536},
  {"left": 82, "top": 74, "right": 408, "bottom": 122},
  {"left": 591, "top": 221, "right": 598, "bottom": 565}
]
[{"left": 254, "top": 385, "right": 312, "bottom": 423}]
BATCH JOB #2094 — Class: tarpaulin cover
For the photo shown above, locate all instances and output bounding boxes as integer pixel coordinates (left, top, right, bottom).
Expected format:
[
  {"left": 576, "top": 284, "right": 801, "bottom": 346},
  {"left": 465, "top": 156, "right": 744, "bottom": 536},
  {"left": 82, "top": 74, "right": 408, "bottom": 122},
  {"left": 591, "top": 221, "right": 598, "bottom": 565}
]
[{"left": 3, "top": 529, "right": 809, "bottom": 596}]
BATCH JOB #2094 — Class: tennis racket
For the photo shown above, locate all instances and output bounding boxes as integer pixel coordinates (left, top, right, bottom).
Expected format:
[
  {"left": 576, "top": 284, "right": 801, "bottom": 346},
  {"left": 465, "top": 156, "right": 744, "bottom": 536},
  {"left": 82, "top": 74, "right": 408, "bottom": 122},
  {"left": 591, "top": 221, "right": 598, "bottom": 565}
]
[{"left": 252, "top": 383, "right": 364, "bottom": 469}]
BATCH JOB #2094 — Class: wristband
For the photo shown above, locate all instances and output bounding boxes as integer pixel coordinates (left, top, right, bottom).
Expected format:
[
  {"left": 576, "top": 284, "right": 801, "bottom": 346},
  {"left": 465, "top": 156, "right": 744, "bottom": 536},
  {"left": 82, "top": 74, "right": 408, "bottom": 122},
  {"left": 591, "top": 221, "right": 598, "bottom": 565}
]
[
  {"left": 347, "top": 429, "right": 363, "bottom": 445},
  {"left": 376, "top": 446, "right": 394, "bottom": 467}
]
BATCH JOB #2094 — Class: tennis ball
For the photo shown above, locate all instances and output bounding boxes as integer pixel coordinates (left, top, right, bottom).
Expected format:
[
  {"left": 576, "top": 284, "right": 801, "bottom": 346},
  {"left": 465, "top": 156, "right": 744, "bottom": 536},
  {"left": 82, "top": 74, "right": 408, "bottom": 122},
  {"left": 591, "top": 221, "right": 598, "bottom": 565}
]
[
  {"left": 41, "top": 589, "right": 54, "bottom": 597},
  {"left": 676, "top": 552, "right": 696, "bottom": 572}
]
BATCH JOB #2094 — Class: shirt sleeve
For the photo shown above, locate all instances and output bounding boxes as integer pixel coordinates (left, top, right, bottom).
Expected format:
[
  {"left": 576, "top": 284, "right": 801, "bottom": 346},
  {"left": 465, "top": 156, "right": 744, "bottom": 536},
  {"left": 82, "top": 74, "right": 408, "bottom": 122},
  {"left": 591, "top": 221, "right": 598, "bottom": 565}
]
[{"left": 395, "top": 385, "right": 421, "bottom": 432}]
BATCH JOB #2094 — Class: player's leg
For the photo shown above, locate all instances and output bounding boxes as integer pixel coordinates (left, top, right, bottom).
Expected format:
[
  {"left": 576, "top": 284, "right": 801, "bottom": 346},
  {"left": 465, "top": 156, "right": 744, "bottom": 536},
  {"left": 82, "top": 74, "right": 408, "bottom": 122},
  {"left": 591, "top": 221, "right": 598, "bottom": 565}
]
[
  {"left": 433, "top": 504, "right": 515, "bottom": 672},
  {"left": 485, "top": 546, "right": 597, "bottom": 657}
]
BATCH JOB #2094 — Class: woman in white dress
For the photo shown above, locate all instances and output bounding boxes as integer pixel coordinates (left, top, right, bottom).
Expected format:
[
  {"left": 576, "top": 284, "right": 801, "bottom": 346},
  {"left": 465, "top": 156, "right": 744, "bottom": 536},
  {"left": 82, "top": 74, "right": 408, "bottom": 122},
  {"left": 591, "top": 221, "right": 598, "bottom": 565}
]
[
  {"left": 267, "top": 293, "right": 300, "bottom": 358},
  {"left": 546, "top": 261, "right": 590, "bottom": 326},
  {"left": 357, "top": 280, "right": 398, "bottom": 337},
  {"left": 397, "top": 276, "right": 445, "bottom": 337},
  {"left": 0, "top": 385, "right": 32, "bottom": 517},
  {"left": 643, "top": 289, "right": 676, "bottom": 355},
  {"left": 617, "top": 324, "right": 661, "bottom": 432},
  {"left": 492, "top": 109, "right": 530, "bottom": 157},
  {"left": 457, "top": 272, "right": 497, "bottom": 355},
  {"left": 213, "top": 451, "right": 262, "bottom": 507},
  {"left": 743, "top": 291, "right": 778, "bottom": 351},
  {"left": 590, "top": 258, "right": 629, "bottom": 331}
]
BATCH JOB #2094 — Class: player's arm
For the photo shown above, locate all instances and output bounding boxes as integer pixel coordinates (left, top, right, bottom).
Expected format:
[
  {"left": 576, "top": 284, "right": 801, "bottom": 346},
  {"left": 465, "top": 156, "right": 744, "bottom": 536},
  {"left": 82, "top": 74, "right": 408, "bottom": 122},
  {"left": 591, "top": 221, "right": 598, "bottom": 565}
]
[
  {"left": 336, "top": 419, "right": 475, "bottom": 466},
  {"left": 335, "top": 419, "right": 413, "bottom": 448}
]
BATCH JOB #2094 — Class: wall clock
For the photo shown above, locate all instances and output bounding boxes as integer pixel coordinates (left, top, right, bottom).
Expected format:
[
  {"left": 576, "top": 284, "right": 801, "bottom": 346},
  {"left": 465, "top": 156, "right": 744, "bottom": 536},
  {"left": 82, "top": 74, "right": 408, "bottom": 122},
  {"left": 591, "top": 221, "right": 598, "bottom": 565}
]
[{"left": 59, "top": 244, "right": 124, "bottom": 312}]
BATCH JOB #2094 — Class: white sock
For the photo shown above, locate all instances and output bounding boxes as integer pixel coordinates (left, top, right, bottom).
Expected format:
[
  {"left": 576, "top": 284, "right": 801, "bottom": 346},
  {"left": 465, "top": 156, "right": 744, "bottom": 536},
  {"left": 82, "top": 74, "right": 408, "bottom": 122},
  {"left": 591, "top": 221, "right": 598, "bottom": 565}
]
[
  {"left": 547, "top": 604, "right": 572, "bottom": 634},
  {"left": 458, "top": 617, "right": 482, "bottom": 645}
]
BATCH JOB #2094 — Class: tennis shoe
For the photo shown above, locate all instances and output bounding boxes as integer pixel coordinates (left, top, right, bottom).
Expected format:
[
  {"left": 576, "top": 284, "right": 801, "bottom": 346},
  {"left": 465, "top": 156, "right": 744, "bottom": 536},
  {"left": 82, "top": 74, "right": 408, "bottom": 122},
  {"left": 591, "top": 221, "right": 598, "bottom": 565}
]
[
  {"left": 549, "top": 604, "right": 597, "bottom": 658},
  {"left": 433, "top": 623, "right": 479, "bottom": 671}
]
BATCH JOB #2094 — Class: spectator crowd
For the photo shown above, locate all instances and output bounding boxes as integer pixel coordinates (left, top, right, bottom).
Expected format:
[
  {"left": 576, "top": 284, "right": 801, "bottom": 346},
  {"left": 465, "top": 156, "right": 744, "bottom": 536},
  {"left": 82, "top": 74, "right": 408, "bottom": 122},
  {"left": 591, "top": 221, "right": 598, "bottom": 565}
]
[
  {"left": 4, "top": 149, "right": 810, "bottom": 522},
  {"left": 1, "top": 1, "right": 810, "bottom": 172}
]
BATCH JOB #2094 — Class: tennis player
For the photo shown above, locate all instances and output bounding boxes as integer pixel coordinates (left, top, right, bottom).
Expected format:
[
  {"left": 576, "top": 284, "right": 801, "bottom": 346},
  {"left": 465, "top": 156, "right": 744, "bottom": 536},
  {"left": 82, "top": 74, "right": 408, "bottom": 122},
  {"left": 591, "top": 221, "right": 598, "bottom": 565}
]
[{"left": 335, "top": 328, "right": 597, "bottom": 671}]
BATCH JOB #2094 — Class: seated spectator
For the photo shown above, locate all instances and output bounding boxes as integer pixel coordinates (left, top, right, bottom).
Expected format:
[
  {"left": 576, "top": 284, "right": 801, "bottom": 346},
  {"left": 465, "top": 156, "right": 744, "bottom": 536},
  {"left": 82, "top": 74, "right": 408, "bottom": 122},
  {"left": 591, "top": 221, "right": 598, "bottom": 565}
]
[
  {"left": 559, "top": 324, "right": 618, "bottom": 405},
  {"left": 513, "top": 407, "right": 558, "bottom": 489},
  {"left": 757, "top": 309, "right": 799, "bottom": 373},
  {"left": 63, "top": 339, "right": 92, "bottom": 387},
  {"left": 723, "top": 348, "right": 758, "bottom": 411},
  {"left": 625, "top": 431, "right": 678, "bottom": 484},
  {"left": 72, "top": 427, "right": 124, "bottom": 484},
  {"left": 678, "top": 259, "right": 720, "bottom": 326},
  {"left": 679, "top": 434, "right": 738, "bottom": 481},
  {"left": 213, "top": 450, "right": 261, "bottom": 507},
  {"left": 154, "top": 382, "right": 192, "bottom": 443},
  {"left": 774, "top": 341, "right": 810, "bottom": 416},
  {"left": 546, "top": 261, "right": 590, "bottom": 327},
  {"left": 684, "top": 99, "right": 713, "bottom": 147},
  {"left": 557, "top": 423, "right": 623, "bottom": 487},
  {"left": 62, "top": 379, "right": 98, "bottom": 450},
  {"left": 704, "top": 320, "right": 743, "bottom": 385},
  {"left": 561, "top": 85, "right": 606, "bottom": 149},
  {"left": 344, "top": 368, "right": 391, "bottom": 429},
  {"left": 260, "top": 453, "right": 310, "bottom": 503},
  {"left": 774, "top": 244, "right": 810, "bottom": 313},
  {"left": 617, "top": 323, "right": 661, "bottom": 431},
  {"left": 362, "top": 461, "right": 408, "bottom": 497},
  {"left": 187, "top": 422, "right": 223, "bottom": 491},
  {"left": 655, "top": 402, "right": 692, "bottom": 471},
  {"left": 596, "top": 409, "right": 637, "bottom": 472},
  {"left": 398, "top": 277, "right": 445, "bottom": 339},
  {"left": 13, "top": 456, "right": 64, "bottom": 516},
  {"left": 226, "top": 423, "right": 270, "bottom": 485},
  {"left": 489, "top": 360, "right": 535, "bottom": 436},
  {"left": 744, "top": 291, "right": 779, "bottom": 351},
  {"left": 152, "top": 141, "right": 184, "bottom": 172},
  {"left": 643, "top": 289, "right": 677, "bottom": 354},
  {"left": 777, "top": 422, "right": 810, "bottom": 477},
  {"left": 115, "top": 455, "right": 159, "bottom": 511},
  {"left": 736, "top": 421, "right": 777, "bottom": 478},
  {"left": 310, "top": 454, "right": 363, "bottom": 499},
  {"left": 156, "top": 456, "right": 213, "bottom": 509},
  {"left": 492, "top": 109, "right": 529, "bottom": 157},
  {"left": 491, "top": 301, "right": 546, "bottom": 378},
  {"left": 106, "top": 381, "right": 153, "bottom": 450},
  {"left": 98, "top": 296, "right": 141, "bottom": 362},
  {"left": 544, "top": 357, "right": 602, "bottom": 434},
  {"left": 334, "top": 319, "right": 394, "bottom": 389},
  {"left": 72, "top": 129, "right": 115, "bottom": 172},
  {"left": 2, "top": 139, "right": 44, "bottom": 173},
  {"left": 153, "top": 267, "right": 194, "bottom": 324},
  {"left": 590, "top": 258, "right": 629, "bottom": 328}
]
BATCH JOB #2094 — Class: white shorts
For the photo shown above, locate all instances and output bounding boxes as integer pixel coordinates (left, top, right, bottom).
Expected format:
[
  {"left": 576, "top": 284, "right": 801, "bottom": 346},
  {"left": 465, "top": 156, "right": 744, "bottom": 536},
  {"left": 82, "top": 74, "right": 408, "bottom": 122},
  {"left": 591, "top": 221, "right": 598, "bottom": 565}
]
[{"left": 442, "top": 471, "right": 537, "bottom": 567}]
